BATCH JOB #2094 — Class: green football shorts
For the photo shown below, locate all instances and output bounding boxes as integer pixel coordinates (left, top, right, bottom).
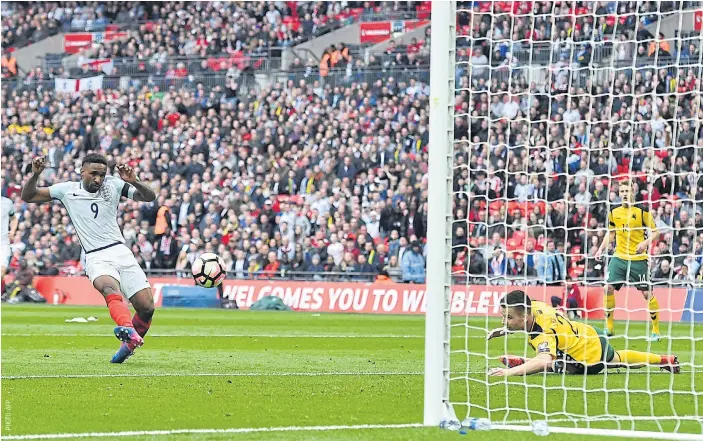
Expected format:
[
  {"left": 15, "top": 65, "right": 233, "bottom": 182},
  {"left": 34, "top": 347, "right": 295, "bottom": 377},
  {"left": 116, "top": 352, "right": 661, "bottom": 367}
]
[{"left": 607, "top": 256, "right": 650, "bottom": 292}]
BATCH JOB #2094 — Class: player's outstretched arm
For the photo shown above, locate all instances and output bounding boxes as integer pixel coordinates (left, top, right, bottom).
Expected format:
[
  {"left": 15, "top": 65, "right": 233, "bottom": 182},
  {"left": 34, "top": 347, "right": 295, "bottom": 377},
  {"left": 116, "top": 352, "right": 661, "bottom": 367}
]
[
  {"left": 116, "top": 164, "right": 156, "bottom": 202},
  {"left": 486, "top": 327, "right": 509, "bottom": 340},
  {"left": 488, "top": 353, "right": 553, "bottom": 376},
  {"left": 20, "top": 157, "right": 52, "bottom": 203}
]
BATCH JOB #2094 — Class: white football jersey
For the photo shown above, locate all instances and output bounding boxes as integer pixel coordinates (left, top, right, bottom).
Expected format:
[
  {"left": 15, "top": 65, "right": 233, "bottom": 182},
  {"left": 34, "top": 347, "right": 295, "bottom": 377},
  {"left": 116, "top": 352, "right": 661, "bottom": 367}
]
[
  {"left": 49, "top": 176, "right": 136, "bottom": 254},
  {"left": 1, "top": 196, "right": 15, "bottom": 247}
]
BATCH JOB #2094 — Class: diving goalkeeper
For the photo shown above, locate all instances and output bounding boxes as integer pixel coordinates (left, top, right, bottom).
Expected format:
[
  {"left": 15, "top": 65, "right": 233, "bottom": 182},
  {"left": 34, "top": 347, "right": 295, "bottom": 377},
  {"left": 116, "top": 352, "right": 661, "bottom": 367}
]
[
  {"left": 486, "top": 290, "right": 679, "bottom": 377},
  {"left": 595, "top": 179, "right": 661, "bottom": 341}
]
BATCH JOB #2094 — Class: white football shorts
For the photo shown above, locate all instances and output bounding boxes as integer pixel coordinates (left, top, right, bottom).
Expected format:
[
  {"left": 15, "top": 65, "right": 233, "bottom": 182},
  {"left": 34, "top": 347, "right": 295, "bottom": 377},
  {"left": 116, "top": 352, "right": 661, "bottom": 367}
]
[
  {"left": 84, "top": 243, "right": 150, "bottom": 298},
  {"left": 1, "top": 245, "right": 11, "bottom": 269}
]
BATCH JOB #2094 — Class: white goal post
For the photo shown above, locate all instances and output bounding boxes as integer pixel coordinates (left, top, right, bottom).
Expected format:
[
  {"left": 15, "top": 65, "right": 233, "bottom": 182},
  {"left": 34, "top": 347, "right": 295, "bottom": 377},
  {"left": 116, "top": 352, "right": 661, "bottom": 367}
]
[
  {"left": 425, "top": 1, "right": 703, "bottom": 439},
  {"left": 424, "top": 0, "right": 456, "bottom": 428}
]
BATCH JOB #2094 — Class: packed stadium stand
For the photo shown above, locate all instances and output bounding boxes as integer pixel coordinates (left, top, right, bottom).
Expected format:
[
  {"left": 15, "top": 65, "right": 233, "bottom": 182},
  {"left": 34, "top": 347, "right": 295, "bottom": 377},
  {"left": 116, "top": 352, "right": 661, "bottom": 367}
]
[
  {"left": 1, "top": 2, "right": 140, "bottom": 51},
  {"left": 2, "top": 0, "right": 702, "bottom": 290}
]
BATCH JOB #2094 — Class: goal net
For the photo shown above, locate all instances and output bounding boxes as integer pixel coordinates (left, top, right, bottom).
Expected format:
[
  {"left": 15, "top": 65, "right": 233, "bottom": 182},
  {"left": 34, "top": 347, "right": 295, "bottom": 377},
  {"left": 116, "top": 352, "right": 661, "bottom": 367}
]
[{"left": 425, "top": 1, "right": 703, "bottom": 439}]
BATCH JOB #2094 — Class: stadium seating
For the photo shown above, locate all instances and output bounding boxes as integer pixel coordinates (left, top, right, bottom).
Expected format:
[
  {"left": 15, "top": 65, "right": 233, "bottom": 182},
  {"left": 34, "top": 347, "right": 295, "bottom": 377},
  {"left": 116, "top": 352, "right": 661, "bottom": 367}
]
[
  {"left": 2, "top": 1, "right": 702, "bottom": 287},
  {"left": 1, "top": 2, "right": 140, "bottom": 51}
]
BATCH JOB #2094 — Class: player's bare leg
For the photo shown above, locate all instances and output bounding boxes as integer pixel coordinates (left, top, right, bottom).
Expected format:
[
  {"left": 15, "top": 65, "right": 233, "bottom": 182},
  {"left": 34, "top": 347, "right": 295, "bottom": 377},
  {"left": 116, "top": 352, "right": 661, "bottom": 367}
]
[
  {"left": 640, "top": 289, "right": 661, "bottom": 342},
  {"left": 93, "top": 275, "right": 144, "bottom": 363},
  {"left": 129, "top": 287, "right": 155, "bottom": 339},
  {"left": 604, "top": 284, "right": 616, "bottom": 336}
]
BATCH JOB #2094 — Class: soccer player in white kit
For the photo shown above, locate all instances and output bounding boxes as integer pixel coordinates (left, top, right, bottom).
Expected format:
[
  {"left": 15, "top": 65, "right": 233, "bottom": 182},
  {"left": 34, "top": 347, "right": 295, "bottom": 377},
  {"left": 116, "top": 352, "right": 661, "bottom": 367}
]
[
  {"left": 21, "top": 153, "right": 157, "bottom": 363},
  {"left": 1, "top": 194, "right": 17, "bottom": 281}
]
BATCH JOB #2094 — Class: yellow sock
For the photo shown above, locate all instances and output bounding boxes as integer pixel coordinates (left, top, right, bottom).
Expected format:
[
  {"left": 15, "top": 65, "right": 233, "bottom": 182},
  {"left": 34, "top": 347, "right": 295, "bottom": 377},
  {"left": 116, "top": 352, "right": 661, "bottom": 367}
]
[
  {"left": 648, "top": 296, "right": 660, "bottom": 335},
  {"left": 605, "top": 293, "right": 615, "bottom": 334},
  {"left": 617, "top": 350, "right": 661, "bottom": 365}
]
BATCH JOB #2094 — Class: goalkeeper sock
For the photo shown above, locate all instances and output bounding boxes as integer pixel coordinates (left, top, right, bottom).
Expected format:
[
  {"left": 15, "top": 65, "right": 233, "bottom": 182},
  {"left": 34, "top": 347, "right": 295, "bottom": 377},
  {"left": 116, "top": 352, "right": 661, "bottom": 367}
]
[
  {"left": 133, "top": 312, "right": 152, "bottom": 338},
  {"left": 604, "top": 293, "right": 615, "bottom": 334},
  {"left": 616, "top": 350, "right": 661, "bottom": 365},
  {"left": 648, "top": 296, "right": 660, "bottom": 335},
  {"left": 105, "top": 294, "right": 133, "bottom": 328}
]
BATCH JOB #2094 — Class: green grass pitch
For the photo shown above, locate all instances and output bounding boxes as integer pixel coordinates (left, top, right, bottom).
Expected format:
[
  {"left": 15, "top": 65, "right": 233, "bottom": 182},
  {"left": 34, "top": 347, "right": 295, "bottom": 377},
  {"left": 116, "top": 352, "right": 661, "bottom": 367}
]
[{"left": 2, "top": 305, "right": 702, "bottom": 441}]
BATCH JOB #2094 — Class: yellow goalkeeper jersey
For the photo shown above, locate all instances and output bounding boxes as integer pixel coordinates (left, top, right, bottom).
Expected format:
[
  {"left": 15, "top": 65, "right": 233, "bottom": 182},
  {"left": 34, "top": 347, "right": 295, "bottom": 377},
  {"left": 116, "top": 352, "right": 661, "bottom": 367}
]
[
  {"left": 608, "top": 204, "right": 656, "bottom": 261},
  {"left": 528, "top": 301, "right": 603, "bottom": 365}
]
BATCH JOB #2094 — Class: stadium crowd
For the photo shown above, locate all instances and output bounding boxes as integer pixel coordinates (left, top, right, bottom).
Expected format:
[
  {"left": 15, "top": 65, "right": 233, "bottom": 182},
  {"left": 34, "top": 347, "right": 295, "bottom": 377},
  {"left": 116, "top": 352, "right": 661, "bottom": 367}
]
[
  {"left": 2, "top": 0, "right": 703, "bottom": 288},
  {"left": 67, "top": 1, "right": 425, "bottom": 78},
  {"left": 1, "top": 1, "right": 144, "bottom": 52},
  {"left": 84, "top": 1, "right": 360, "bottom": 62}
]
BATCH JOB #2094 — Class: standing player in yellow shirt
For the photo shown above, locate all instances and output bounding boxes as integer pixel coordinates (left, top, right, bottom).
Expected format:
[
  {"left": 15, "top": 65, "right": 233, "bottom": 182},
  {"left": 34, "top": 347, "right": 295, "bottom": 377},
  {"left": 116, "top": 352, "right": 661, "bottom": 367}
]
[
  {"left": 595, "top": 179, "right": 661, "bottom": 341},
  {"left": 486, "top": 290, "right": 679, "bottom": 376}
]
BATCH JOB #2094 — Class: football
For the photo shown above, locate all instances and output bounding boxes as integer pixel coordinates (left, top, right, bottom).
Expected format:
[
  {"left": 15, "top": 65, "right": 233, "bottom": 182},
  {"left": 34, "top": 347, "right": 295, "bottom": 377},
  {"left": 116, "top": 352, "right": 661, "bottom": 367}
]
[{"left": 191, "top": 252, "right": 227, "bottom": 288}]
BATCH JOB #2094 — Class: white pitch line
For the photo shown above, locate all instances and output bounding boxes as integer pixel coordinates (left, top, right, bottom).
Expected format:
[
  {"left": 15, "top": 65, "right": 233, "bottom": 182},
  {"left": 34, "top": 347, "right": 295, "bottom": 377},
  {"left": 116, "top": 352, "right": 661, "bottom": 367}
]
[
  {"left": 5, "top": 369, "right": 701, "bottom": 380},
  {"left": 0, "top": 423, "right": 425, "bottom": 440},
  {"left": 5, "top": 332, "right": 700, "bottom": 340},
  {"left": 2, "top": 371, "right": 424, "bottom": 380},
  {"left": 1, "top": 333, "right": 477, "bottom": 339},
  {"left": 504, "top": 415, "right": 703, "bottom": 424},
  {"left": 4, "top": 419, "right": 703, "bottom": 441}
]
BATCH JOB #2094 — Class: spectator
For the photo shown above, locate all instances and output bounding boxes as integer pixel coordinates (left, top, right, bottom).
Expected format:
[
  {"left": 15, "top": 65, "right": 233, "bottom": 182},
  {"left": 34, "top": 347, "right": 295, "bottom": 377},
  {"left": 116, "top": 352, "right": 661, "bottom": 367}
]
[
  {"left": 543, "top": 241, "right": 567, "bottom": 286},
  {"left": 36, "top": 256, "right": 59, "bottom": 276},
  {"left": 136, "top": 234, "right": 154, "bottom": 268},
  {"left": 488, "top": 246, "right": 507, "bottom": 281},
  {"left": 514, "top": 175, "right": 533, "bottom": 202},
  {"left": 1, "top": 51, "right": 17, "bottom": 78},
  {"left": 2, "top": 260, "right": 37, "bottom": 303},
  {"left": 653, "top": 259, "right": 673, "bottom": 282},
  {"left": 375, "top": 269, "right": 394, "bottom": 284},
  {"left": 264, "top": 252, "right": 280, "bottom": 279},
  {"left": 383, "top": 255, "right": 402, "bottom": 282},
  {"left": 154, "top": 225, "right": 179, "bottom": 270},
  {"left": 401, "top": 242, "right": 425, "bottom": 284},
  {"left": 674, "top": 264, "right": 692, "bottom": 283},
  {"left": 682, "top": 255, "right": 700, "bottom": 281},
  {"left": 305, "top": 254, "right": 325, "bottom": 281},
  {"left": 233, "top": 250, "right": 247, "bottom": 279},
  {"left": 585, "top": 247, "right": 605, "bottom": 279},
  {"left": 507, "top": 252, "right": 536, "bottom": 278},
  {"left": 339, "top": 252, "right": 357, "bottom": 281},
  {"left": 551, "top": 282, "right": 582, "bottom": 320},
  {"left": 367, "top": 243, "right": 388, "bottom": 273},
  {"left": 353, "top": 254, "right": 374, "bottom": 279},
  {"left": 364, "top": 211, "right": 381, "bottom": 240}
]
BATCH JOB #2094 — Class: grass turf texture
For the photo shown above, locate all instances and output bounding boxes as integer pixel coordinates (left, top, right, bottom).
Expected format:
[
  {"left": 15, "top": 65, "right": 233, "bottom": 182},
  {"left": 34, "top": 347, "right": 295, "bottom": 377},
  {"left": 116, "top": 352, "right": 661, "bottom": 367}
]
[{"left": 2, "top": 305, "right": 702, "bottom": 441}]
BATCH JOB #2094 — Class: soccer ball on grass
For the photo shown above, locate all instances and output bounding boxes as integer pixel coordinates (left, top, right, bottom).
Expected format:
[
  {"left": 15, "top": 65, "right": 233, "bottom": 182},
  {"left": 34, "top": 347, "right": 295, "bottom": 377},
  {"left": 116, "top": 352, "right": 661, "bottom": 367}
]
[{"left": 191, "top": 252, "right": 227, "bottom": 288}]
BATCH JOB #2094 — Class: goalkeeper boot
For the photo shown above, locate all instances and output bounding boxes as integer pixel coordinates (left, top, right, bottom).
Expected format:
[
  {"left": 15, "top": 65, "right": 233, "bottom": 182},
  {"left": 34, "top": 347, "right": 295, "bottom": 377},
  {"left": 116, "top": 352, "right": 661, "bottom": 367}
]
[
  {"left": 110, "top": 342, "right": 136, "bottom": 364},
  {"left": 500, "top": 355, "right": 526, "bottom": 368},
  {"left": 114, "top": 326, "right": 144, "bottom": 348},
  {"left": 646, "top": 333, "right": 662, "bottom": 342},
  {"left": 660, "top": 355, "right": 680, "bottom": 374}
]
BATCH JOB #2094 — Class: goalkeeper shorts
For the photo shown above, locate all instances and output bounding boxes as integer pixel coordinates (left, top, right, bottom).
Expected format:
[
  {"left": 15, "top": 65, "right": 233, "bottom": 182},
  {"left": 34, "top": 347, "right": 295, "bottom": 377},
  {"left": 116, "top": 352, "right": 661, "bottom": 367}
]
[{"left": 554, "top": 327, "right": 615, "bottom": 375}]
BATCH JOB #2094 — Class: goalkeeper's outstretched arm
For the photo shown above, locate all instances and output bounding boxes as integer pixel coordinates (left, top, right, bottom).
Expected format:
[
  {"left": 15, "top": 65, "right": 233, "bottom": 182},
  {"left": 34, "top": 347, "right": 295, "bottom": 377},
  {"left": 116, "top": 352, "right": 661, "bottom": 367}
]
[
  {"left": 488, "top": 353, "right": 553, "bottom": 377},
  {"left": 485, "top": 327, "right": 554, "bottom": 376},
  {"left": 485, "top": 327, "right": 509, "bottom": 340}
]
